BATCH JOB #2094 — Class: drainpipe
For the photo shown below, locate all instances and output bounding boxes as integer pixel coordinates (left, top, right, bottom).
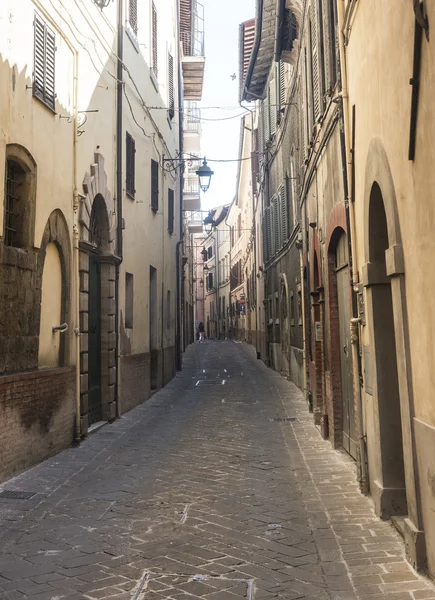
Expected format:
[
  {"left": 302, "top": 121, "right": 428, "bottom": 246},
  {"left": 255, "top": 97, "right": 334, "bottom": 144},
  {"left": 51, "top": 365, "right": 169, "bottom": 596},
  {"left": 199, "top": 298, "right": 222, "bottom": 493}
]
[
  {"left": 336, "top": 0, "right": 368, "bottom": 489},
  {"left": 114, "top": 0, "right": 124, "bottom": 417},
  {"left": 175, "top": 240, "right": 183, "bottom": 371}
]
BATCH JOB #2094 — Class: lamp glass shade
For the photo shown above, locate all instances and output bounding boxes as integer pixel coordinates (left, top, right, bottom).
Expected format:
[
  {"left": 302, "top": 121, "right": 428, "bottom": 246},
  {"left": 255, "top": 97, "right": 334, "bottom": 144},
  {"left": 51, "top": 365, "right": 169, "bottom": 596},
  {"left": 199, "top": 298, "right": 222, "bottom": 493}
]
[{"left": 196, "top": 159, "right": 214, "bottom": 193}]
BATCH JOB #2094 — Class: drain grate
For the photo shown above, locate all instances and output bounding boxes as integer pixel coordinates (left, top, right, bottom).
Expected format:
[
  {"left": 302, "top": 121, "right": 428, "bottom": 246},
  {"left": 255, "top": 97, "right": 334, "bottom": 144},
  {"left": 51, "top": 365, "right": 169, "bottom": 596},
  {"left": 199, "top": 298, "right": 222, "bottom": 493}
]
[
  {"left": 269, "top": 417, "right": 296, "bottom": 422},
  {"left": 0, "top": 490, "right": 36, "bottom": 500}
]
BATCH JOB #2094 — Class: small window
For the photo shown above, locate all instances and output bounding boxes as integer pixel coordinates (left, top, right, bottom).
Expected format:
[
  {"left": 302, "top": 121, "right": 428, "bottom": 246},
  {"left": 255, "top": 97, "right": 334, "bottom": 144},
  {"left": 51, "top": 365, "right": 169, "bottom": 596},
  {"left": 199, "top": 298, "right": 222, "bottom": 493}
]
[
  {"left": 168, "top": 53, "right": 175, "bottom": 120},
  {"left": 168, "top": 188, "right": 174, "bottom": 234},
  {"left": 152, "top": 3, "right": 158, "bottom": 78},
  {"left": 290, "top": 290, "right": 295, "bottom": 326},
  {"left": 126, "top": 132, "right": 135, "bottom": 198},
  {"left": 166, "top": 290, "right": 171, "bottom": 329},
  {"left": 297, "top": 285, "right": 302, "bottom": 325},
  {"left": 207, "top": 246, "right": 212, "bottom": 259},
  {"left": 33, "top": 14, "right": 56, "bottom": 111},
  {"left": 4, "top": 160, "right": 26, "bottom": 247},
  {"left": 125, "top": 273, "right": 134, "bottom": 329},
  {"left": 151, "top": 159, "right": 159, "bottom": 212},
  {"left": 207, "top": 272, "right": 213, "bottom": 290},
  {"left": 129, "top": 0, "right": 138, "bottom": 36}
]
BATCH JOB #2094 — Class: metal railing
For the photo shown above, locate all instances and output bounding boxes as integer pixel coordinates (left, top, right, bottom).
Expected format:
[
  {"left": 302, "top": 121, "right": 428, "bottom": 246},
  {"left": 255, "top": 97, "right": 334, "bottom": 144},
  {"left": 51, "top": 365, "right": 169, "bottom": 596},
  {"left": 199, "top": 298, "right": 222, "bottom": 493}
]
[{"left": 180, "top": 0, "right": 204, "bottom": 56}]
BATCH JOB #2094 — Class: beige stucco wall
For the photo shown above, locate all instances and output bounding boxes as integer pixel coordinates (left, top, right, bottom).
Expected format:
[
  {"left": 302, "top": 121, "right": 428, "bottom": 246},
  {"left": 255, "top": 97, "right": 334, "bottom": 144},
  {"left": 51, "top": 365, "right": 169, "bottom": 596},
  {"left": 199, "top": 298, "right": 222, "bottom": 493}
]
[{"left": 38, "top": 242, "right": 62, "bottom": 368}]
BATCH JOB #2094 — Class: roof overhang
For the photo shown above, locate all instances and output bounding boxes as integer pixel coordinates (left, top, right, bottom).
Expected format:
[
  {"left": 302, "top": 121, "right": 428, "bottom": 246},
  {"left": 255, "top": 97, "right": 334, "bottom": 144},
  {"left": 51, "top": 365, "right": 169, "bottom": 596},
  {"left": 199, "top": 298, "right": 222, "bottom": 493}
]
[{"left": 242, "top": 0, "right": 302, "bottom": 102}]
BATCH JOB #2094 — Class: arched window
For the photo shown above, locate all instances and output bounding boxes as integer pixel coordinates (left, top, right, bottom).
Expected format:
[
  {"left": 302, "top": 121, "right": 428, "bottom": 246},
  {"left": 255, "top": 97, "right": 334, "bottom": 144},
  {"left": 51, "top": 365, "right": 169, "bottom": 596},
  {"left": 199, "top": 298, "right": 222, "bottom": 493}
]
[{"left": 4, "top": 145, "right": 36, "bottom": 248}]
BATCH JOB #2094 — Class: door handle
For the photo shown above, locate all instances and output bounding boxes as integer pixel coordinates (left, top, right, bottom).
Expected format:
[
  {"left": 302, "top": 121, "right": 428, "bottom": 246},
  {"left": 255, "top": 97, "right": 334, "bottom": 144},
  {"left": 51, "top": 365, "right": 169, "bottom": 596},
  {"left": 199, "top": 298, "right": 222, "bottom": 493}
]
[{"left": 343, "top": 344, "right": 348, "bottom": 356}]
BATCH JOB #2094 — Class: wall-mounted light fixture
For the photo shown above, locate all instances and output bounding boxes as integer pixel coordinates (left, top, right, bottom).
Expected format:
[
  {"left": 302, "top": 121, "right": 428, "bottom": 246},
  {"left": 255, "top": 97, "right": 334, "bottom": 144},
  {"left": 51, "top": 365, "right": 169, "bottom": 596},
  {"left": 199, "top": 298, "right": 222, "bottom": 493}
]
[
  {"left": 93, "top": 0, "right": 111, "bottom": 8},
  {"left": 163, "top": 154, "right": 214, "bottom": 193}
]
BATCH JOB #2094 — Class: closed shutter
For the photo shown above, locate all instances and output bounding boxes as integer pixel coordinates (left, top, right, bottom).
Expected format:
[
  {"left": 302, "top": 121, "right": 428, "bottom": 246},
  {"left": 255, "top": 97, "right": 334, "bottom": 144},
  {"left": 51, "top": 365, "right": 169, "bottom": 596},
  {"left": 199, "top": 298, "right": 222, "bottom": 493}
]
[
  {"left": 251, "top": 128, "right": 259, "bottom": 186},
  {"left": 265, "top": 207, "right": 272, "bottom": 260},
  {"left": 286, "top": 172, "right": 294, "bottom": 231},
  {"left": 269, "top": 78, "right": 277, "bottom": 136},
  {"left": 262, "top": 215, "right": 268, "bottom": 262},
  {"left": 311, "top": 2, "right": 321, "bottom": 121},
  {"left": 273, "top": 196, "right": 281, "bottom": 252},
  {"left": 278, "top": 60, "right": 286, "bottom": 120},
  {"left": 33, "top": 14, "right": 56, "bottom": 110},
  {"left": 168, "top": 53, "right": 174, "bottom": 119},
  {"left": 258, "top": 106, "right": 265, "bottom": 154},
  {"left": 322, "top": 0, "right": 331, "bottom": 92},
  {"left": 264, "top": 97, "right": 270, "bottom": 144},
  {"left": 300, "top": 69, "right": 308, "bottom": 162},
  {"left": 126, "top": 132, "right": 135, "bottom": 198},
  {"left": 280, "top": 183, "right": 289, "bottom": 243},
  {"left": 129, "top": 0, "right": 138, "bottom": 36},
  {"left": 151, "top": 159, "right": 159, "bottom": 212},
  {"left": 152, "top": 3, "right": 158, "bottom": 77},
  {"left": 168, "top": 188, "right": 174, "bottom": 233}
]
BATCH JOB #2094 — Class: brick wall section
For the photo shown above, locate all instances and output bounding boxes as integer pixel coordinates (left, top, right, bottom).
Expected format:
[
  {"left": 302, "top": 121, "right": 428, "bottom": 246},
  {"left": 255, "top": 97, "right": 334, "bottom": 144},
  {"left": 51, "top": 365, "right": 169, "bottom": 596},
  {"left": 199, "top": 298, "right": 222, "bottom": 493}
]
[
  {"left": 121, "top": 353, "right": 150, "bottom": 414},
  {"left": 0, "top": 367, "right": 75, "bottom": 482}
]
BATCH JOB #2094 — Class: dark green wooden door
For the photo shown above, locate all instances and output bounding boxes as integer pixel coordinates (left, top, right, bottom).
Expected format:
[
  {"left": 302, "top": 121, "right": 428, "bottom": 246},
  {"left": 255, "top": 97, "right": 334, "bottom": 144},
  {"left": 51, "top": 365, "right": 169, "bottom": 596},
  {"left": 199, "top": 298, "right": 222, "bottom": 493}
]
[{"left": 88, "top": 253, "right": 102, "bottom": 425}]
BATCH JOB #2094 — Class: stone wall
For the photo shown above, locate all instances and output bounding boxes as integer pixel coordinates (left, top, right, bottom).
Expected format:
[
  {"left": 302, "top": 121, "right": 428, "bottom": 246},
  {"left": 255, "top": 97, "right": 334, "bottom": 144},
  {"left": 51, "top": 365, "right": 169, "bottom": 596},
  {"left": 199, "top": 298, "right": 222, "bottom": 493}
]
[{"left": 0, "top": 367, "right": 75, "bottom": 482}]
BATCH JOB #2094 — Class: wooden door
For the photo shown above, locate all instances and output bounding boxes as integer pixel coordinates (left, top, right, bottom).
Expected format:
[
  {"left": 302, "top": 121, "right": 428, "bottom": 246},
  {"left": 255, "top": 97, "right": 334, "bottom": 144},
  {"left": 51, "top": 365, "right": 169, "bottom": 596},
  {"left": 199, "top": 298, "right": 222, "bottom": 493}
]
[{"left": 88, "top": 253, "right": 102, "bottom": 425}]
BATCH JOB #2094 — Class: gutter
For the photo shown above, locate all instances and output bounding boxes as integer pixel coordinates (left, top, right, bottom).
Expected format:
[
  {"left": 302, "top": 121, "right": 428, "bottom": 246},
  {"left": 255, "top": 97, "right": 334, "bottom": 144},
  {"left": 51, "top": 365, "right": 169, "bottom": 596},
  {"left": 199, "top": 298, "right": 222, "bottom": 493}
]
[
  {"left": 114, "top": 0, "right": 124, "bottom": 418},
  {"left": 243, "top": 0, "right": 264, "bottom": 101},
  {"left": 273, "top": 0, "right": 286, "bottom": 62}
]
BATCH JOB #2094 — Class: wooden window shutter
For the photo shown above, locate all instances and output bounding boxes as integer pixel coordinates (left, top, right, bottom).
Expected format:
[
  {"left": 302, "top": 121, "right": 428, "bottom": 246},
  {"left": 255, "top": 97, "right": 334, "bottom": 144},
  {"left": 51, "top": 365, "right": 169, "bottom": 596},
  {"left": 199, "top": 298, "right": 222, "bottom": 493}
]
[
  {"left": 310, "top": 3, "right": 321, "bottom": 122},
  {"left": 151, "top": 159, "right": 159, "bottom": 212},
  {"left": 278, "top": 61, "right": 286, "bottom": 122},
  {"left": 33, "top": 14, "right": 56, "bottom": 111},
  {"left": 266, "top": 206, "right": 273, "bottom": 259},
  {"left": 269, "top": 78, "right": 277, "bottom": 136},
  {"left": 273, "top": 196, "right": 281, "bottom": 252},
  {"left": 280, "top": 183, "right": 289, "bottom": 243},
  {"left": 286, "top": 172, "right": 294, "bottom": 230},
  {"left": 126, "top": 132, "right": 136, "bottom": 198},
  {"left": 152, "top": 3, "right": 158, "bottom": 78},
  {"left": 258, "top": 106, "right": 265, "bottom": 154},
  {"left": 168, "top": 53, "right": 174, "bottom": 119},
  {"left": 264, "top": 98, "right": 270, "bottom": 144},
  {"left": 168, "top": 188, "right": 174, "bottom": 233},
  {"left": 129, "top": 0, "right": 138, "bottom": 36},
  {"left": 251, "top": 128, "right": 259, "bottom": 186}
]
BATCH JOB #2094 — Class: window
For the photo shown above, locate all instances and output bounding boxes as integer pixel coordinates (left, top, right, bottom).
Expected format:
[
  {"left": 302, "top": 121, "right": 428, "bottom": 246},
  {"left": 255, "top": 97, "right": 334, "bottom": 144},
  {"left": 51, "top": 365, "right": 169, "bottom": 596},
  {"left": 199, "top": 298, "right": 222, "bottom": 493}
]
[
  {"left": 33, "top": 14, "right": 56, "bottom": 111},
  {"left": 168, "top": 53, "right": 175, "bottom": 120},
  {"left": 126, "top": 132, "right": 135, "bottom": 198},
  {"left": 297, "top": 285, "right": 302, "bottom": 325},
  {"left": 125, "top": 273, "right": 134, "bottom": 328},
  {"left": 151, "top": 159, "right": 159, "bottom": 212},
  {"left": 5, "top": 160, "right": 25, "bottom": 247},
  {"left": 166, "top": 290, "right": 171, "bottom": 329},
  {"left": 152, "top": 3, "right": 158, "bottom": 78},
  {"left": 207, "top": 272, "right": 213, "bottom": 290},
  {"left": 290, "top": 290, "right": 295, "bottom": 326},
  {"left": 207, "top": 245, "right": 213, "bottom": 259},
  {"left": 129, "top": 0, "right": 138, "bottom": 36},
  {"left": 168, "top": 188, "right": 174, "bottom": 234}
]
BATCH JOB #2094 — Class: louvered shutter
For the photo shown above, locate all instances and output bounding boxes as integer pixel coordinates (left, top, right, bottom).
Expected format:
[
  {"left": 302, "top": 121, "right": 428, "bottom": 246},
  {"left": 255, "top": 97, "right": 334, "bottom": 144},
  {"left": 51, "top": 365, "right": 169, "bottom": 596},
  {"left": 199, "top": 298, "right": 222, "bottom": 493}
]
[
  {"left": 168, "top": 53, "right": 174, "bottom": 119},
  {"left": 264, "top": 98, "right": 270, "bottom": 144},
  {"left": 280, "top": 183, "right": 289, "bottom": 243},
  {"left": 126, "top": 133, "right": 135, "bottom": 198},
  {"left": 33, "top": 14, "right": 56, "bottom": 110},
  {"left": 258, "top": 106, "right": 265, "bottom": 155},
  {"left": 262, "top": 215, "right": 268, "bottom": 262},
  {"left": 151, "top": 159, "right": 159, "bottom": 212},
  {"left": 279, "top": 60, "right": 286, "bottom": 118},
  {"left": 311, "top": 3, "right": 321, "bottom": 122},
  {"left": 269, "top": 78, "right": 277, "bottom": 136},
  {"left": 251, "top": 128, "right": 259, "bottom": 187},
  {"left": 286, "top": 172, "right": 294, "bottom": 231},
  {"left": 322, "top": 0, "right": 331, "bottom": 92},
  {"left": 265, "top": 207, "right": 272, "bottom": 260},
  {"left": 300, "top": 70, "right": 308, "bottom": 162},
  {"left": 129, "top": 0, "right": 138, "bottom": 36},
  {"left": 273, "top": 196, "right": 281, "bottom": 252},
  {"left": 168, "top": 188, "right": 174, "bottom": 233},
  {"left": 152, "top": 3, "right": 158, "bottom": 77}
]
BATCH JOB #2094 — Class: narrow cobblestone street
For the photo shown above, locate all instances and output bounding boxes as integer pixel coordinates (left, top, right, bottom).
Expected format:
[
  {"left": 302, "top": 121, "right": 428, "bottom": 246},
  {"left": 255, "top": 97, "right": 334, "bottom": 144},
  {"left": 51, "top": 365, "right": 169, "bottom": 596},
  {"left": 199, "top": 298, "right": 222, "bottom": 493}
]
[{"left": 0, "top": 342, "right": 434, "bottom": 600}]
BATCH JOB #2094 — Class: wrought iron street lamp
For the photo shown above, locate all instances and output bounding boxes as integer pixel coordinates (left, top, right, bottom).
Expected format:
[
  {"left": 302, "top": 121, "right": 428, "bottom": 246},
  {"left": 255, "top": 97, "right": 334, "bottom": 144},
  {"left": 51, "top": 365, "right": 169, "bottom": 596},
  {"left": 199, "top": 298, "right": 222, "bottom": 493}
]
[
  {"left": 93, "top": 0, "right": 111, "bottom": 8},
  {"left": 196, "top": 159, "right": 214, "bottom": 193}
]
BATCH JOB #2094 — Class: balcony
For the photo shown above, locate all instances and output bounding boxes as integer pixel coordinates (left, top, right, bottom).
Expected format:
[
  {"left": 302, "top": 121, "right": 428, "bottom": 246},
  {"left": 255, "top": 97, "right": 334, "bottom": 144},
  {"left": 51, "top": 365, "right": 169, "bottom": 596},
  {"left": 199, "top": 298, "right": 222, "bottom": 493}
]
[
  {"left": 183, "top": 175, "right": 201, "bottom": 211},
  {"left": 187, "top": 219, "right": 204, "bottom": 234},
  {"left": 180, "top": 0, "right": 205, "bottom": 100}
]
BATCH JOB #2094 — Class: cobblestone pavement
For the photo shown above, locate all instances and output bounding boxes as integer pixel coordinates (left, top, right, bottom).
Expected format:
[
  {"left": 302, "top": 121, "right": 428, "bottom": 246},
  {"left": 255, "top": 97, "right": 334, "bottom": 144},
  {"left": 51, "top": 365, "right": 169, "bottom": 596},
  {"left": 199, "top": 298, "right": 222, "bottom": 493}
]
[{"left": 0, "top": 341, "right": 434, "bottom": 600}]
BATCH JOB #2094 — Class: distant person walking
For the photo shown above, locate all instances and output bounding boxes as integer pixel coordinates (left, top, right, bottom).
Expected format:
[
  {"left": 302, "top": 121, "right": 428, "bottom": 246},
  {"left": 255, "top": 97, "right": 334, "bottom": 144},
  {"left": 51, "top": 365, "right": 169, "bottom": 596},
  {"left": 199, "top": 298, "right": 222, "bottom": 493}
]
[{"left": 198, "top": 321, "right": 205, "bottom": 342}]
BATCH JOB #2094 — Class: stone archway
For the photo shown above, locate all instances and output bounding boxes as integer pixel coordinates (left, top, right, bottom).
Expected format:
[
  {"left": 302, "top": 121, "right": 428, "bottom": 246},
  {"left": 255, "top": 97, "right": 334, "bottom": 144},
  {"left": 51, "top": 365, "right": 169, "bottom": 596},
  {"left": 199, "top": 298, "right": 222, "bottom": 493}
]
[
  {"left": 362, "top": 138, "right": 425, "bottom": 568},
  {"left": 78, "top": 154, "right": 119, "bottom": 432}
]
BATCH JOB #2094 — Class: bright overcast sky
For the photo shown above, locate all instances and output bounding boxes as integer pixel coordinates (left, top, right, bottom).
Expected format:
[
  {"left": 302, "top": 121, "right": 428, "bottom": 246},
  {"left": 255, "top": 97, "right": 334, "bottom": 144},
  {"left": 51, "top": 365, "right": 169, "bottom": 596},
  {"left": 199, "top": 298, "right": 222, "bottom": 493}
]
[{"left": 199, "top": 0, "right": 255, "bottom": 212}]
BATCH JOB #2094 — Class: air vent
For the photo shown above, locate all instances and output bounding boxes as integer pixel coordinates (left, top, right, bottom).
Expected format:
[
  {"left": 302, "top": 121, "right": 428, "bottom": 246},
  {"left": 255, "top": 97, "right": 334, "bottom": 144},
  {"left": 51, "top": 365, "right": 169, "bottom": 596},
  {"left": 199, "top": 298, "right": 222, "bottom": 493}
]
[{"left": 0, "top": 490, "right": 36, "bottom": 500}]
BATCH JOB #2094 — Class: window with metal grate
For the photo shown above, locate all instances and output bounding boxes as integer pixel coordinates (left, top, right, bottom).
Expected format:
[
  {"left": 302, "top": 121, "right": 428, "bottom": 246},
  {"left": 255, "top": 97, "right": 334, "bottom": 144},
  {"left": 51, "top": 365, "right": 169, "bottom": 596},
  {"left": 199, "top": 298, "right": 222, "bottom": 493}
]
[
  {"left": 168, "top": 188, "right": 174, "bottom": 233},
  {"left": 152, "top": 3, "right": 158, "bottom": 78},
  {"left": 129, "top": 0, "right": 138, "bottom": 36},
  {"left": 33, "top": 13, "right": 56, "bottom": 111},
  {"left": 126, "top": 132, "right": 136, "bottom": 198},
  {"left": 151, "top": 159, "right": 159, "bottom": 212},
  {"left": 168, "top": 53, "right": 175, "bottom": 119}
]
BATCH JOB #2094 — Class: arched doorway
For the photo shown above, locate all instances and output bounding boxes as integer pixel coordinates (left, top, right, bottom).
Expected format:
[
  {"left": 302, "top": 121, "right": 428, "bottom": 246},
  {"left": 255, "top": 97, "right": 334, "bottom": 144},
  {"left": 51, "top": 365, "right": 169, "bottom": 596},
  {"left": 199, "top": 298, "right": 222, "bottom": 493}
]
[
  {"left": 367, "top": 182, "right": 406, "bottom": 514},
  {"left": 39, "top": 242, "right": 62, "bottom": 368},
  {"left": 79, "top": 153, "right": 118, "bottom": 432}
]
